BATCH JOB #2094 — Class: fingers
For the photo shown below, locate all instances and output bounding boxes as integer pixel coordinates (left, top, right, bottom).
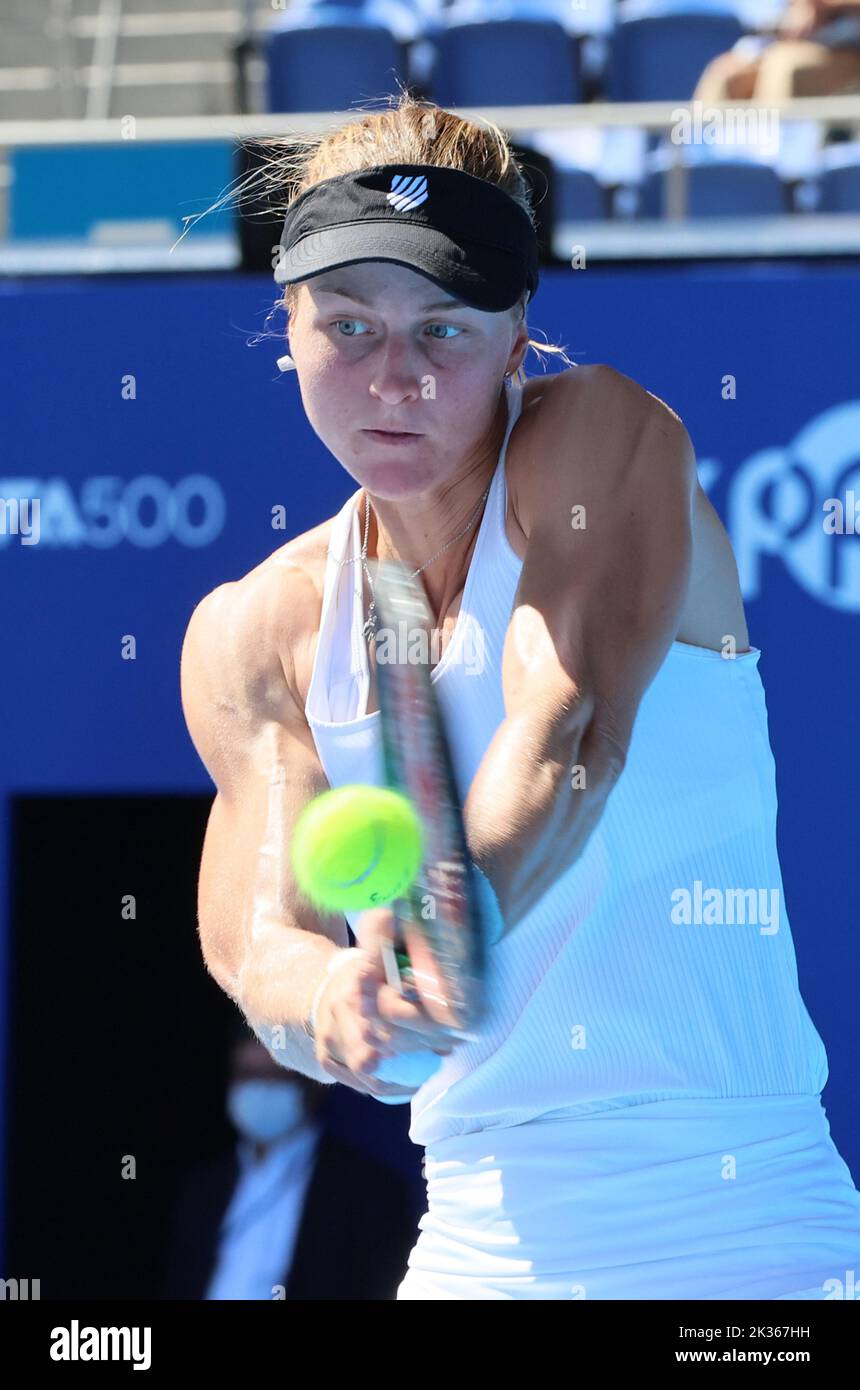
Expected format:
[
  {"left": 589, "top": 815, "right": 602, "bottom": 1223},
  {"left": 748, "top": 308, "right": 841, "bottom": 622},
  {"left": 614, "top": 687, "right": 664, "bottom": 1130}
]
[
  {"left": 356, "top": 906, "right": 398, "bottom": 959},
  {"left": 369, "top": 1017, "right": 457, "bottom": 1056},
  {"left": 398, "top": 917, "right": 455, "bottom": 1028},
  {"left": 353, "top": 979, "right": 459, "bottom": 1058},
  {"left": 372, "top": 979, "right": 456, "bottom": 1037},
  {"left": 316, "top": 986, "right": 457, "bottom": 1097},
  {"left": 315, "top": 909, "right": 465, "bottom": 1095},
  {"left": 353, "top": 909, "right": 457, "bottom": 1039},
  {"left": 316, "top": 1027, "right": 391, "bottom": 1081},
  {"left": 358, "top": 906, "right": 452, "bottom": 1021}
]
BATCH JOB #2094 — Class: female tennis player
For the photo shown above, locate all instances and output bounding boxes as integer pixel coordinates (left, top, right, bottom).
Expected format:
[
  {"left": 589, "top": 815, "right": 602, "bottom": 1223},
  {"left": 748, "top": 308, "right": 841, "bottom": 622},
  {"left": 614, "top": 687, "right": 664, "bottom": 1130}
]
[{"left": 181, "top": 94, "right": 860, "bottom": 1299}]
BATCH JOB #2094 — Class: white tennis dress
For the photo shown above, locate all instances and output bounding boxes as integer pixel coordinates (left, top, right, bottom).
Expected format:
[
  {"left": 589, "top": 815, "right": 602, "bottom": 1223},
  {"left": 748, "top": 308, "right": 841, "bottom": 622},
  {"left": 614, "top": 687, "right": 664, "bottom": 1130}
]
[{"left": 304, "top": 375, "right": 860, "bottom": 1300}]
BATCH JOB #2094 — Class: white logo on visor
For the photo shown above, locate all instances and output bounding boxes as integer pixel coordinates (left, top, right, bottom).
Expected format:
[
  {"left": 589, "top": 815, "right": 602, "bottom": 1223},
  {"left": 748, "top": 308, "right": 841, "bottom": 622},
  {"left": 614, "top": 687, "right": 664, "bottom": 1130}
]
[{"left": 387, "top": 174, "right": 428, "bottom": 211}]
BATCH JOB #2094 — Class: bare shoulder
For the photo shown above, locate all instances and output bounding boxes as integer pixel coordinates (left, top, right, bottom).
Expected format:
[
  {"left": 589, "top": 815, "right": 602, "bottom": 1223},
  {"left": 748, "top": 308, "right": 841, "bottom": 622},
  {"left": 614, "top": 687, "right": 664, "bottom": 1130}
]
[
  {"left": 508, "top": 366, "right": 747, "bottom": 650},
  {"left": 509, "top": 365, "right": 691, "bottom": 536},
  {"left": 180, "top": 521, "right": 333, "bottom": 764},
  {"left": 543, "top": 363, "right": 689, "bottom": 451}
]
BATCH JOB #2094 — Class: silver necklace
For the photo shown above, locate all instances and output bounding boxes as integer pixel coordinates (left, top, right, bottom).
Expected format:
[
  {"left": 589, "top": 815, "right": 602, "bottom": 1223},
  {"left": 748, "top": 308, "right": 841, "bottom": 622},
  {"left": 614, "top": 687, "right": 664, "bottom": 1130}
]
[{"left": 342, "top": 485, "right": 491, "bottom": 644}]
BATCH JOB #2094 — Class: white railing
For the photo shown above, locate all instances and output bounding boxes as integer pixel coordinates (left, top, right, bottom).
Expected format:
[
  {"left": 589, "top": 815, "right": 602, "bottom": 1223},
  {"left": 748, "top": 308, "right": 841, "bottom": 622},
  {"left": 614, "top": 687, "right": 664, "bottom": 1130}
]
[
  {"left": 1, "top": 98, "right": 859, "bottom": 269},
  {"left": 0, "top": 97, "right": 857, "bottom": 144}
]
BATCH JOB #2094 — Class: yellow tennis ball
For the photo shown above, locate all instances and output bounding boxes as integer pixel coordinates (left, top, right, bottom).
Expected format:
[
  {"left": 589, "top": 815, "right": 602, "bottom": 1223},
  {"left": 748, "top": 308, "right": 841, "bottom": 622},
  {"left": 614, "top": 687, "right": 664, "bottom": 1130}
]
[{"left": 291, "top": 785, "right": 423, "bottom": 913}]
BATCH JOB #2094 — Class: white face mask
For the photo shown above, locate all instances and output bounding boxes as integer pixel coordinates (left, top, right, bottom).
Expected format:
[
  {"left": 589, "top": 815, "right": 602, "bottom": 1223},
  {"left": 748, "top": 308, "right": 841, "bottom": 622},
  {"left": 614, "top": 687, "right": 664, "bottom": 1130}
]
[{"left": 227, "top": 1080, "right": 307, "bottom": 1143}]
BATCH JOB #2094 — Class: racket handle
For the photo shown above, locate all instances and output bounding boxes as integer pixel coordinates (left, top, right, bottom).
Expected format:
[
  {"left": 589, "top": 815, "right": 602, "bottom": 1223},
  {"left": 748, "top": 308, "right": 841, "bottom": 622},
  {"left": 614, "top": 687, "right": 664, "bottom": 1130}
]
[
  {"left": 374, "top": 933, "right": 442, "bottom": 1103},
  {"left": 379, "top": 937, "right": 421, "bottom": 1000},
  {"left": 373, "top": 1049, "right": 441, "bottom": 1103}
]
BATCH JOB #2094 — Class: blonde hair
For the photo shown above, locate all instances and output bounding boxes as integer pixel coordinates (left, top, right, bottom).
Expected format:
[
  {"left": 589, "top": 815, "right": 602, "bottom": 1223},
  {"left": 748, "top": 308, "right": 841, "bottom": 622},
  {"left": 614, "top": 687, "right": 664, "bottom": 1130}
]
[{"left": 195, "top": 91, "right": 575, "bottom": 379}]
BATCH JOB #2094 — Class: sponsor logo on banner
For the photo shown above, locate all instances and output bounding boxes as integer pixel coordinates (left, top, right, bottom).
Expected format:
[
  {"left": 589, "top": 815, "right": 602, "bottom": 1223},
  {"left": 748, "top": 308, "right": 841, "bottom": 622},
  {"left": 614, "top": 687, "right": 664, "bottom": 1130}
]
[
  {"left": 0, "top": 474, "right": 225, "bottom": 549},
  {"left": 699, "top": 401, "right": 860, "bottom": 612}
]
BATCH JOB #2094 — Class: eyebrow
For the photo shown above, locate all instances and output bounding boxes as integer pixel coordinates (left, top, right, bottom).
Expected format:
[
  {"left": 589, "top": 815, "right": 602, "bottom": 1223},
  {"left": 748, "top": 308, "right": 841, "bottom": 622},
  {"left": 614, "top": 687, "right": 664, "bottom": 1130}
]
[{"left": 315, "top": 284, "right": 467, "bottom": 312}]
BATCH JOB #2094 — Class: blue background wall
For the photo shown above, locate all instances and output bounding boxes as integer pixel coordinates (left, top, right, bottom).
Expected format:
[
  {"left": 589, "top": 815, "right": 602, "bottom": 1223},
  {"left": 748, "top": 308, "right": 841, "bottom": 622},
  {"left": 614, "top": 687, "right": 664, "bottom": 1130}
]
[{"left": 2, "top": 263, "right": 859, "bottom": 1266}]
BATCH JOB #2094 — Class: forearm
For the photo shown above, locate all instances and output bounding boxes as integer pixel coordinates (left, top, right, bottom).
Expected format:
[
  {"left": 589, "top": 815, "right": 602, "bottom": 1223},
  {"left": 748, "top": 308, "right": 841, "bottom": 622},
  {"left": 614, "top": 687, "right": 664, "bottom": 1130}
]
[
  {"left": 235, "top": 926, "right": 346, "bottom": 1083},
  {"left": 464, "top": 714, "right": 622, "bottom": 936}
]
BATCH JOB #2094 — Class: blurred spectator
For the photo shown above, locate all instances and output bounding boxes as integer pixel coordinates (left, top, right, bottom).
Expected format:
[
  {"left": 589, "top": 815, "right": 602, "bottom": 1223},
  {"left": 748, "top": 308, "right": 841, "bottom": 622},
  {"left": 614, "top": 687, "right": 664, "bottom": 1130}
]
[
  {"left": 163, "top": 1027, "right": 421, "bottom": 1300},
  {"left": 695, "top": 0, "right": 860, "bottom": 99}
]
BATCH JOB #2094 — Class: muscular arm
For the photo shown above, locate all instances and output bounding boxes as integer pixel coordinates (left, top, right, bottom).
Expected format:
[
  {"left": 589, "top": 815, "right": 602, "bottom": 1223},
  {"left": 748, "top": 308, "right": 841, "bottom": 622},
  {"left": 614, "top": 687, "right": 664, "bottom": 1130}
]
[
  {"left": 464, "top": 366, "right": 696, "bottom": 933},
  {"left": 180, "top": 572, "right": 344, "bottom": 1081}
]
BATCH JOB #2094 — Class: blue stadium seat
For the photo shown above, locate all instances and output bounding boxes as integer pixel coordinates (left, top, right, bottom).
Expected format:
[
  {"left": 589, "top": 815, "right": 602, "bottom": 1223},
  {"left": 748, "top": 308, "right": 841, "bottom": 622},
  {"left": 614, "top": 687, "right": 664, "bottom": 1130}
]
[
  {"left": 635, "top": 162, "right": 787, "bottom": 217},
  {"left": 428, "top": 18, "right": 582, "bottom": 106},
  {"left": 817, "top": 162, "right": 860, "bottom": 212},
  {"left": 554, "top": 168, "right": 608, "bottom": 222},
  {"left": 606, "top": 15, "right": 745, "bottom": 101},
  {"left": 265, "top": 13, "right": 409, "bottom": 113}
]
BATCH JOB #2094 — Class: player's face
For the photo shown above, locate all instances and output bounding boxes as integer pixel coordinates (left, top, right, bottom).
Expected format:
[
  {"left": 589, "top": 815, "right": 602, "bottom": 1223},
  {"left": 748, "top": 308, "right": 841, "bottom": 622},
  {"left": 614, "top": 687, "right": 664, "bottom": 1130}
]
[{"left": 286, "top": 262, "right": 527, "bottom": 500}]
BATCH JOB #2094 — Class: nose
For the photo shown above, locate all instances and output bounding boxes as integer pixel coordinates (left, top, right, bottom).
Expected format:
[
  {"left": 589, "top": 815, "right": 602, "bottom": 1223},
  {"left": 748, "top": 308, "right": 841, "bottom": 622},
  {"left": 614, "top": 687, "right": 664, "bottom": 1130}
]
[
  {"left": 368, "top": 336, "right": 423, "bottom": 405},
  {"left": 369, "top": 376, "right": 421, "bottom": 407}
]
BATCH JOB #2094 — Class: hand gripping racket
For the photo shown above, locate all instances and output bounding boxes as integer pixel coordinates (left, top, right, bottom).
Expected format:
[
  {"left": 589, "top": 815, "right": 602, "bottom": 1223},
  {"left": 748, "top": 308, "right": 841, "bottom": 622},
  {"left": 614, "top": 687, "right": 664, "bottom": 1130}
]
[{"left": 367, "top": 557, "right": 491, "bottom": 1098}]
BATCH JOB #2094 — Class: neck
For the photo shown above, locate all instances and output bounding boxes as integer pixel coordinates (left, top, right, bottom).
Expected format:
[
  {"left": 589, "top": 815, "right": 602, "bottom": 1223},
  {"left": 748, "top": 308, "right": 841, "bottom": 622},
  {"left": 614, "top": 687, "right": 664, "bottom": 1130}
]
[{"left": 362, "top": 385, "right": 509, "bottom": 622}]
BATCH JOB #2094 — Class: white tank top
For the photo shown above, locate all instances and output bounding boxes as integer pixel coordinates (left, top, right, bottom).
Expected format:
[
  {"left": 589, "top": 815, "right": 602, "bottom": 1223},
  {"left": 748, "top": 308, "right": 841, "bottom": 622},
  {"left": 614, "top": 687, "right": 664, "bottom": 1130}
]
[{"left": 304, "top": 376, "right": 828, "bottom": 1146}]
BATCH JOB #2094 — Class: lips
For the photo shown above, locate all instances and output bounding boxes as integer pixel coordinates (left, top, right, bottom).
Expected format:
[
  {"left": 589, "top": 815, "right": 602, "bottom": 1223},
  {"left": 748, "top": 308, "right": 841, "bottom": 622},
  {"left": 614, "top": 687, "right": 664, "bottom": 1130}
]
[{"left": 362, "top": 429, "right": 424, "bottom": 444}]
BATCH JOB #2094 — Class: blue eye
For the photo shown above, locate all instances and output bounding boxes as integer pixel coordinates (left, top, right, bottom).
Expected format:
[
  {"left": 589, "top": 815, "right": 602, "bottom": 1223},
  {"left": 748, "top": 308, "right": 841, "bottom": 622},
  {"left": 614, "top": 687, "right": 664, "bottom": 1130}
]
[
  {"left": 426, "top": 323, "right": 461, "bottom": 339},
  {"left": 331, "top": 318, "right": 462, "bottom": 340}
]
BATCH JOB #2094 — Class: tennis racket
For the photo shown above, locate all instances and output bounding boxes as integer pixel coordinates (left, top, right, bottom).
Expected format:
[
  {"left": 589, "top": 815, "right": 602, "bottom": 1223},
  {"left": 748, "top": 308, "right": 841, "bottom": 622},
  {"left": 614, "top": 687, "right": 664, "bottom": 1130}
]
[{"left": 366, "top": 556, "right": 491, "bottom": 1099}]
